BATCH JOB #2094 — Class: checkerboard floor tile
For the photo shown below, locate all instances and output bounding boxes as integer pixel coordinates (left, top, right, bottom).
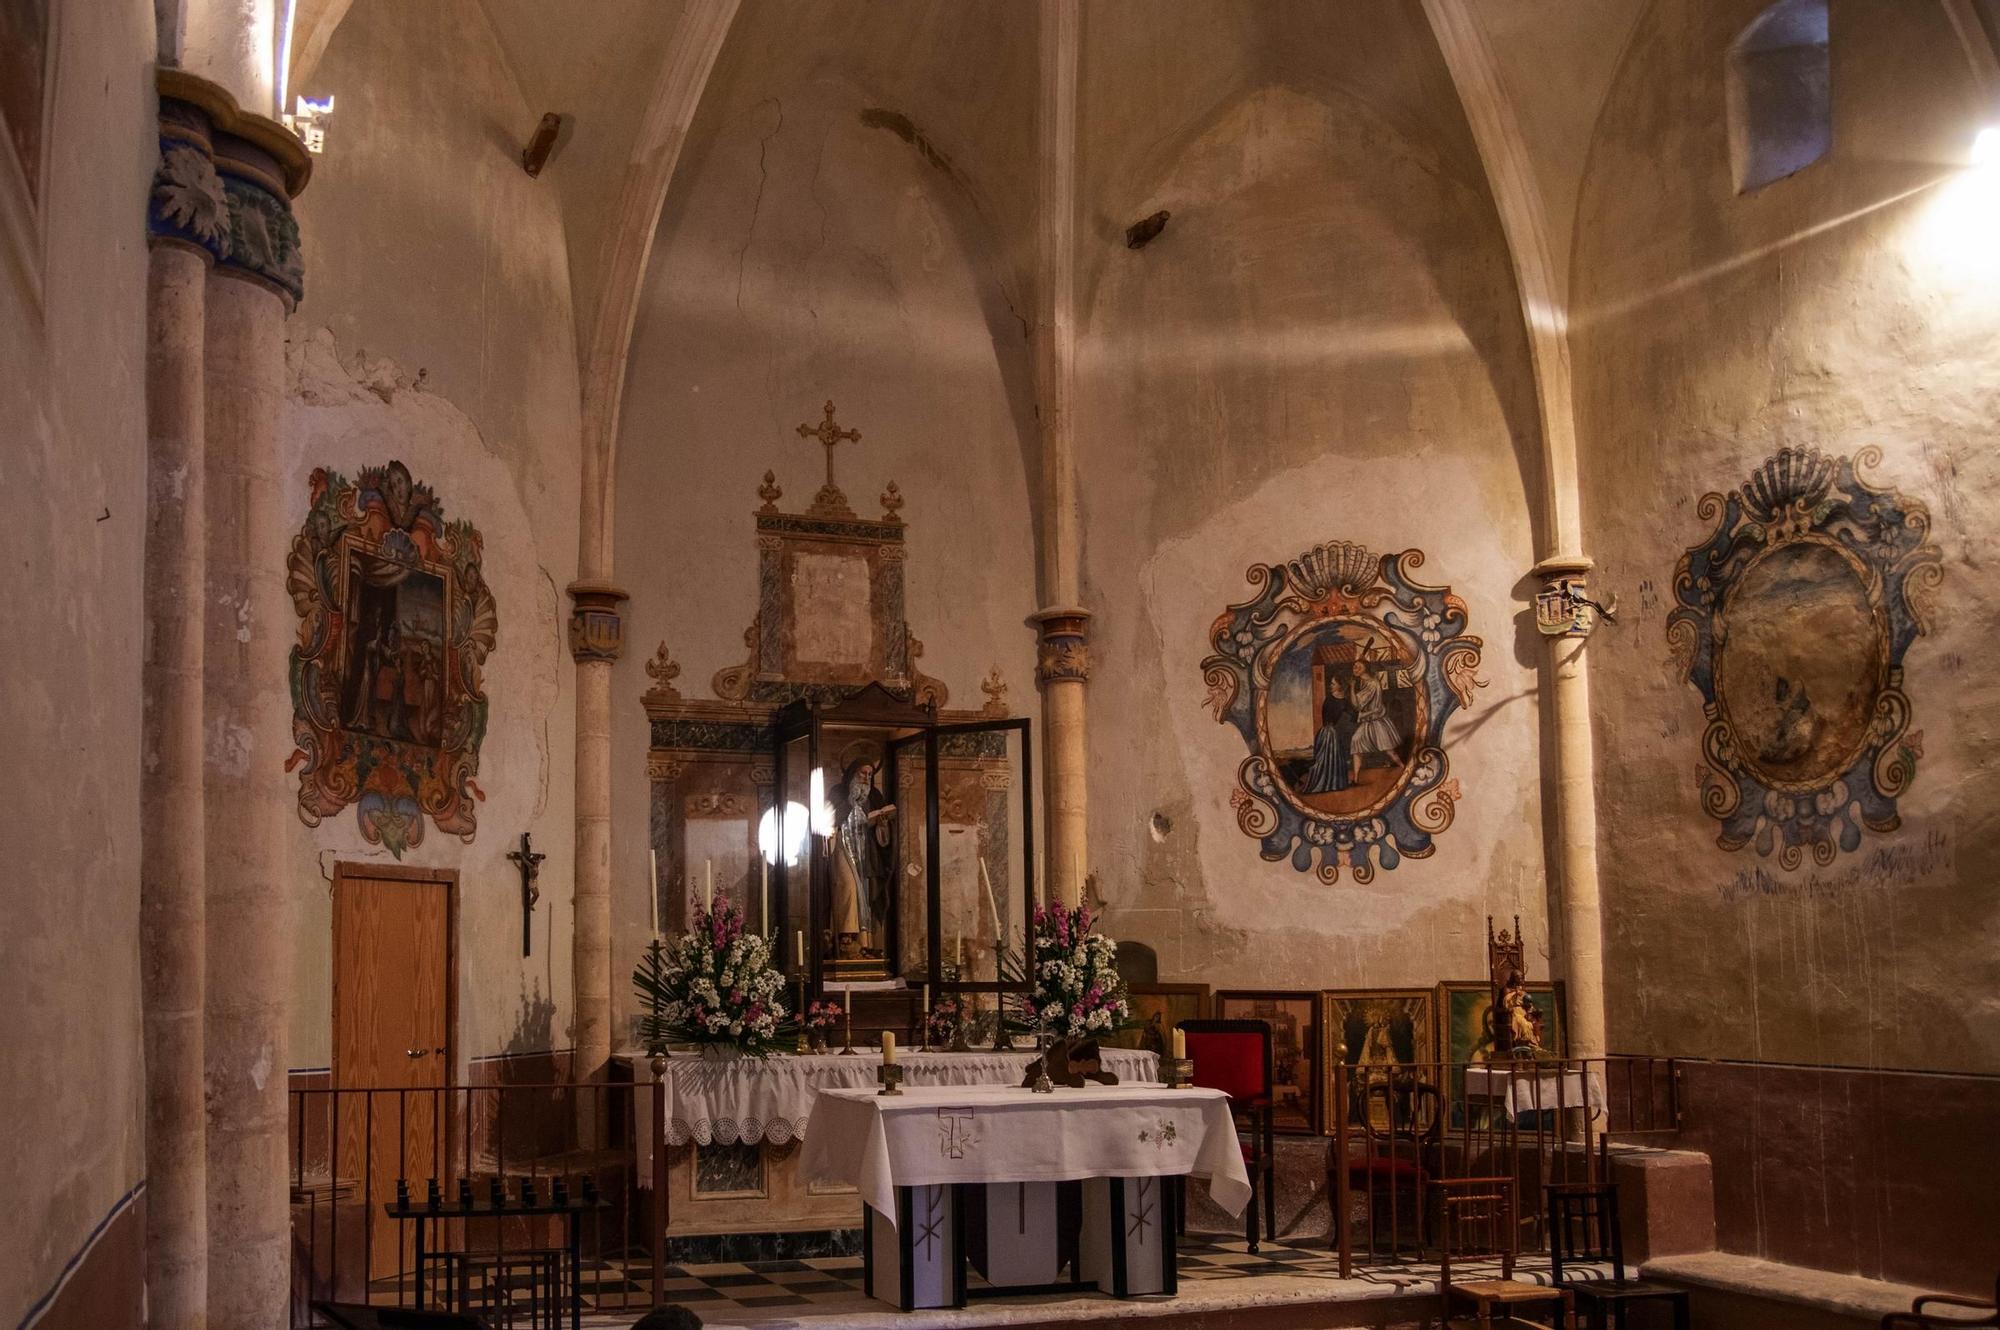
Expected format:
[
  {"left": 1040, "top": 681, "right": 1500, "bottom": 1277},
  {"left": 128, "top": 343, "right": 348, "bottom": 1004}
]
[{"left": 365, "top": 1235, "right": 1607, "bottom": 1322}]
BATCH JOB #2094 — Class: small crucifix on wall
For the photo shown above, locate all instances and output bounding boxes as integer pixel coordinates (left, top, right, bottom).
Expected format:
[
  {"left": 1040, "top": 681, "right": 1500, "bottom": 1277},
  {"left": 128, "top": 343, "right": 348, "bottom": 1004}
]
[{"left": 507, "top": 832, "right": 546, "bottom": 957}]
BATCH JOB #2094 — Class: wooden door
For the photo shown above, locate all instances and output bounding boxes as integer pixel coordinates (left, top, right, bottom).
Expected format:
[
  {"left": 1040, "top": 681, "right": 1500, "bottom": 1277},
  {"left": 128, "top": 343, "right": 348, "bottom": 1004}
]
[{"left": 333, "top": 864, "right": 454, "bottom": 1280}]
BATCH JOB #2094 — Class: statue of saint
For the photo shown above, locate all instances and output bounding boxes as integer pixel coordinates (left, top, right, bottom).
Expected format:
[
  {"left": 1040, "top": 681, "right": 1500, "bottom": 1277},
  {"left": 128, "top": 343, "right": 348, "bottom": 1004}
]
[{"left": 829, "top": 759, "right": 896, "bottom": 958}]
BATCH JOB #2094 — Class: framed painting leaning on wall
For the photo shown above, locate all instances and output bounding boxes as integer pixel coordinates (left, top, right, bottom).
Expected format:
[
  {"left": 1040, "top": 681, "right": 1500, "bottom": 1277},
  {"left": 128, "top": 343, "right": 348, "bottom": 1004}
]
[
  {"left": 1106, "top": 982, "right": 1208, "bottom": 1053},
  {"left": 1434, "top": 979, "right": 1567, "bottom": 1104},
  {"left": 1214, "top": 989, "right": 1323, "bottom": 1134},
  {"left": 1320, "top": 988, "right": 1436, "bottom": 1129}
]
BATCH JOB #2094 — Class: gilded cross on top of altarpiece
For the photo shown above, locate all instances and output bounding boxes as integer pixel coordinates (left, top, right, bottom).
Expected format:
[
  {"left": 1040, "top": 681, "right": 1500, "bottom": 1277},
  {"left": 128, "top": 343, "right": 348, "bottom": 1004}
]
[{"left": 797, "top": 399, "right": 862, "bottom": 492}]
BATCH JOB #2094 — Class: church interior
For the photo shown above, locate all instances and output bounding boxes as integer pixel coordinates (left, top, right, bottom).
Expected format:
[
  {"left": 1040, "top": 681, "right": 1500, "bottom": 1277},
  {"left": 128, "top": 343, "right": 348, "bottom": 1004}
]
[{"left": 7, "top": 1, "right": 2000, "bottom": 1327}]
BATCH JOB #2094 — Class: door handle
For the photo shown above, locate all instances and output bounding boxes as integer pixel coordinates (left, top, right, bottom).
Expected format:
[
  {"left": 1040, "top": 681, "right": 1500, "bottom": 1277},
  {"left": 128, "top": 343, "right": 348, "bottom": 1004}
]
[
  {"left": 406, "top": 1048, "right": 425, "bottom": 1059},
  {"left": 433, "top": 1047, "right": 445, "bottom": 1056}
]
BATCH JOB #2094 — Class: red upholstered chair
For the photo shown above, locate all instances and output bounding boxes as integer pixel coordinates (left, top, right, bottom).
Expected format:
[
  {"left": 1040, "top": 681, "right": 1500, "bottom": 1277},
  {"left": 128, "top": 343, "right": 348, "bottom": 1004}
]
[{"left": 1179, "top": 1018, "right": 1277, "bottom": 1251}]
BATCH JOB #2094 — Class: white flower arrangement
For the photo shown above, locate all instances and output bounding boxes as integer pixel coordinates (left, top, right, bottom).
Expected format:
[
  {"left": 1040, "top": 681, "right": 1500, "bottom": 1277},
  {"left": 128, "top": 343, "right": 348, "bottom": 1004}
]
[{"left": 632, "top": 895, "right": 790, "bottom": 1056}]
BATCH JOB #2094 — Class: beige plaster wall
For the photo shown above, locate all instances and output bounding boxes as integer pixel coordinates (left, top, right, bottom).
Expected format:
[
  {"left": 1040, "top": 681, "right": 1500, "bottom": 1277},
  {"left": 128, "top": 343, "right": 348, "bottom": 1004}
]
[
  {"left": 1073, "top": 22, "right": 1552, "bottom": 993},
  {"left": 608, "top": 9, "right": 1042, "bottom": 1041},
  {"left": 0, "top": 0, "right": 155, "bottom": 1320},
  {"left": 1572, "top": 0, "right": 2000, "bottom": 1071},
  {"left": 281, "top": 0, "right": 583, "bottom": 1072}
]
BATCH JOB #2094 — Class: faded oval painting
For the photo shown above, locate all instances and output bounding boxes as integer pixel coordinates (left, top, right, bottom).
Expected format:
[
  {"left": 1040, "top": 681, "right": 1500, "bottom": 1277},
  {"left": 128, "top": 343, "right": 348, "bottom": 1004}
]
[
  {"left": 1716, "top": 540, "right": 1886, "bottom": 790},
  {"left": 1263, "top": 617, "right": 1426, "bottom": 819}
]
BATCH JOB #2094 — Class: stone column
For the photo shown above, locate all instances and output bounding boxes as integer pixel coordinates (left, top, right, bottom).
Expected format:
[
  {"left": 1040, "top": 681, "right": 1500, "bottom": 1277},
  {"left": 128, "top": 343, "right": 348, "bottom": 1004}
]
[
  {"left": 1533, "top": 557, "right": 1608, "bottom": 1060},
  {"left": 1035, "top": 612, "right": 1090, "bottom": 907},
  {"left": 1034, "top": 0, "right": 1090, "bottom": 907},
  {"left": 197, "top": 79, "right": 308, "bottom": 1330},
  {"left": 141, "top": 75, "right": 232, "bottom": 1330},
  {"left": 568, "top": 581, "right": 629, "bottom": 1081}
]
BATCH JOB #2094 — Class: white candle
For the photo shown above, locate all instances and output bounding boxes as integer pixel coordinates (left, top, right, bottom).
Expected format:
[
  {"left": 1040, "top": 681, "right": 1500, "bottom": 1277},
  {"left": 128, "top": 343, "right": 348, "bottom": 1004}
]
[
  {"left": 1172, "top": 1028, "right": 1187, "bottom": 1061},
  {"left": 650, "top": 850, "right": 660, "bottom": 936},
  {"left": 956, "top": 932, "right": 963, "bottom": 970},
  {"left": 882, "top": 1031, "right": 896, "bottom": 1064},
  {"left": 705, "top": 859, "right": 714, "bottom": 910},
  {"left": 979, "top": 859, "right": 1003, "bottom": 939},
  {"left": 760, "top": 857, "right": 769, "bottom": 934},
  {"left": 795, "top": 929, "right": 805, "bottom": 968}
]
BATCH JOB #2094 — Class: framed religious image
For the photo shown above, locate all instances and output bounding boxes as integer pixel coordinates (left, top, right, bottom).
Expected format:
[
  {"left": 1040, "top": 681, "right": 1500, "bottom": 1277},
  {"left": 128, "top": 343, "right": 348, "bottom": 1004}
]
[
  {"left": 1319, "top": 988, "right": 1436, "bottom": 1129},
  {"left": 1106, "top": 983, "right": 1209, "bottom": 1054},
  {"left": 1214, "top": 989, "right": 1322, "bottom": 1134},
  {"left": 1434, "top": 980, "right": 1567, "bottom": 1101}
]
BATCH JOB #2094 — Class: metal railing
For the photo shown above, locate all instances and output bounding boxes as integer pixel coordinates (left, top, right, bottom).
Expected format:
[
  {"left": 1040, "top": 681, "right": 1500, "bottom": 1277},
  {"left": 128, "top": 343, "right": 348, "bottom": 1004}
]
[
  {"left": 1330, "top": 1055, "right": 1679, "bottom": 1278},
  {"left": 288, "top": 1066, "right": 668, "bottom": 1327}
]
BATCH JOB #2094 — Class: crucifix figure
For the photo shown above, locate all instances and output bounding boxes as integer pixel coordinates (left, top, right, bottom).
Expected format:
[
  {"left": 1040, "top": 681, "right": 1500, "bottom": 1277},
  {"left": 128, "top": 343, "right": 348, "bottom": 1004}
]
[
  {"left": 507, "top": 832, "right": 546, "bottom": 956},
  {"left": 796, "top": 399, "right": 862, "bottom": 492}
]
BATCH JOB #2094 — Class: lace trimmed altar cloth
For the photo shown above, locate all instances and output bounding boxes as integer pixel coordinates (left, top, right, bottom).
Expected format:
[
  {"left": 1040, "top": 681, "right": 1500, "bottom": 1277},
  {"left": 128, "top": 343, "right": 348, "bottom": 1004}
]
[{"left": 627, "top": 1048, "right": 1159, "bottom": 1177}]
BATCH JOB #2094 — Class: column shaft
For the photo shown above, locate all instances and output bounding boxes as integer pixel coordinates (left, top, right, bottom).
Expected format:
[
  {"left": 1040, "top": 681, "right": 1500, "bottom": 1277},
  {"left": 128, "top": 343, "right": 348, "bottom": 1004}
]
[
  {"left": 1549, "top": 640, "right": 1607, "bottom": 1057},
  {"left": 142, "top": 237, "right": 211, "bottom": 1330},
  {"left": 568, "top": 582, "right": 629, "bottom": 1082},
  {"left": 202, "top": 265, "right": 293, "bottom": 1330}
]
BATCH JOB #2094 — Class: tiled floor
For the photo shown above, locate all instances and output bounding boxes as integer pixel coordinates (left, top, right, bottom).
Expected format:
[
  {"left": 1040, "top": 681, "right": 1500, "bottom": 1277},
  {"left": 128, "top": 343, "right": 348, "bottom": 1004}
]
[{"left": 371, "top": 1235, "right": 1589, "bottom": 1326}]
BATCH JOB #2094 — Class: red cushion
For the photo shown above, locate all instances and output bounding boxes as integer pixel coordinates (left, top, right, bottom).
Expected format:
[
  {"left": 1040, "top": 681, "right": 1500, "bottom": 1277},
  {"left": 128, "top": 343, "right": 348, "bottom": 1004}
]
[
  {"left": 1184, "top": 1030, "right": 1269, "bottom": 1103},
  {"left": 1348, "top": 1157, "right": 1426, "bottom": 1182}
]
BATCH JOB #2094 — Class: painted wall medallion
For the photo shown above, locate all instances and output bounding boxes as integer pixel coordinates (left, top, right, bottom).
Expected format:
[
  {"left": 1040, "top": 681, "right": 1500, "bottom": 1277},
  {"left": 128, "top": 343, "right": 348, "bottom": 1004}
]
[
  {"left": 1202, "top": 541, "right": 1485, "bottom": 883},
  {"left": 1668, "top": 446, "right": 1941, "bottom": 866},
  {"left": 285, "top": 461, "right": 499, "bottom": 856}
]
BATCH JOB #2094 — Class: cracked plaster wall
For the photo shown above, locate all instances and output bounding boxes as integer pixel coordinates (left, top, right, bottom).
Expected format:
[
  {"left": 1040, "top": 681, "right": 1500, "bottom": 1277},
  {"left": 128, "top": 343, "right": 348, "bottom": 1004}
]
[
  {"left": 609, "top": 50, "right": 1041, "bottom": 1039},
  {"left": 279, "top": 0, "right": 582, "bottom": 1072},
  {"left": 1573, "top": 0, "right": 2000, "bottom": 1072},
  {"left": 1075, "top": 70, "right": 1552, "bottom": 992},
  {"left": 0, "top": 0, "right": 154, "bottom": 1321}
]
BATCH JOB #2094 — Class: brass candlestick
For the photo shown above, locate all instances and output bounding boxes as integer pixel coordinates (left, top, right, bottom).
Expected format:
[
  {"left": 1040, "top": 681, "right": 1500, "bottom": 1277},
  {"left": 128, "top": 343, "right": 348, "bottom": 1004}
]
[
  {"left": 839, "top": 992, "right": 856, "bottom": 1055},
  {"left": 991, "top": 941, "right": 1014, "bottom": 1051},
  {"left": 1031, "top": 1033, "right": 1055, "bottom": 1094},
  {"left": 1161, "top": 1056, "right": 1194, "bottom": 1089},
  {"left": 876, "top": 1062, "right": 904, "bottom": 1096}
]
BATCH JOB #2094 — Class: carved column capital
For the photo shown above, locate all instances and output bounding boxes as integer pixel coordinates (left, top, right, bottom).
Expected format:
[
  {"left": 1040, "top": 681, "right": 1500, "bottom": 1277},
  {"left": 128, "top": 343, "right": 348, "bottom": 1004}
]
[
  {"left": 567, "top": 580, "right": 631, "bottom": 664},
  {"left": 1531, "top": 555, "right": 1608, "bottom": 640},
  {"left": 155, "top": 69, "right": 310, "bottom": 306},
  {"left": 1033, "top": 607, "right": 1092, "bottom": 685}
]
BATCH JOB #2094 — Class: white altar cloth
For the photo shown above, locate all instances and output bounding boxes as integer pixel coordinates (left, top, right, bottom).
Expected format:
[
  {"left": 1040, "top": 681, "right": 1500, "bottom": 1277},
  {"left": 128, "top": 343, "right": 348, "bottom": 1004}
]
[
  {"left": 799, "top": 1083, "right": 1252, "bottom": 1225},
  {"left": 1463, "top": 1063, "right": 1607, "bottom": 1118},
  {"left": 626, "top": 1048, "right": 1159, "bottom": 1173}
]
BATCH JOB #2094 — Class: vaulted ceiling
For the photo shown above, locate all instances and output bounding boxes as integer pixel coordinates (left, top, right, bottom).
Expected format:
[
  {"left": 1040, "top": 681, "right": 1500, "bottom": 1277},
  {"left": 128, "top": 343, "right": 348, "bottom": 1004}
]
[{"left": 289, "top": 0, "right": 1651, "bottom": 377}]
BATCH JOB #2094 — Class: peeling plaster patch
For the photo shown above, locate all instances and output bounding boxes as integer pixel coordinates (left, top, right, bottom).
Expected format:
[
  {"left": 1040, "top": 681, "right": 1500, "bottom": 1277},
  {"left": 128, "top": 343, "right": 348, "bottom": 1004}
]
[
  {"left": 250, "top": 1044, "right": 272, "bottom": 1092},
  {"left": 206, "top": 716, "right": 254, "bottom": 779}
]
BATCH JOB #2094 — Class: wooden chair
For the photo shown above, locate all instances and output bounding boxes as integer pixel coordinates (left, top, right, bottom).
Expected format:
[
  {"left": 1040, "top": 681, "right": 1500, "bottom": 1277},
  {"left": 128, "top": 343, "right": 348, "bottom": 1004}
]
[
  {"left": 1432, "top": 1176, "right": 1571, "bottom": 1329},
  {"left": 1180, "top": 1018, "right": 1277, "bottom": 1251},
  {"left": 1328, "top": 1073, "right": 1442, "bottom": 1256},
  {"left": 1547, "top": 1184, "right": 1689, "bottom": 1329},
  {"left": 1881, "top": 1273, "right": 1999, "bottom": 1328}
]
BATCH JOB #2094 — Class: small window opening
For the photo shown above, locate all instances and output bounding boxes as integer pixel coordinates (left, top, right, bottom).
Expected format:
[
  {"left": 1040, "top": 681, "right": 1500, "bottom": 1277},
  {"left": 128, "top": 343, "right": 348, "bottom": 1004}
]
[{"left": 1726, "top": 0, "right": 1831, "bottom": 194}]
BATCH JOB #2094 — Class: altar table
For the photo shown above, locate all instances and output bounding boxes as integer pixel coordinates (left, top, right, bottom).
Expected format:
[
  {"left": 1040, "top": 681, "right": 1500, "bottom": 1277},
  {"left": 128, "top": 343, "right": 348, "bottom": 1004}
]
[
  {"left": 628, "top": 1048, "right": 1160, "bottom": 1177},
  {"left": 1463, "top": 1063, "right": 1607, "bottom": 1119},
  {"left": 800, "top": 1083, "right": 1249, "bottom": 1309}
]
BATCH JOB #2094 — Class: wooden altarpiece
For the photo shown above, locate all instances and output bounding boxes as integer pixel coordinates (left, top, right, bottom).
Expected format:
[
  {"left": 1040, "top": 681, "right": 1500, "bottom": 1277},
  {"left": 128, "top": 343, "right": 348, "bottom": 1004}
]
[{"left": 641, "top": 404, "right": 1031, "bottom": 1015}]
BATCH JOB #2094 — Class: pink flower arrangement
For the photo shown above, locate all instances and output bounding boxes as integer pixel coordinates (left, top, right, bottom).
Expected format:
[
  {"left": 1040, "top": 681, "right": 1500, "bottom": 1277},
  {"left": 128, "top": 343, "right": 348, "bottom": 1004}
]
[
  {"left": 802, "top": 1000, "right": 844, "bottom": 1033},
  {"left": 1029, "top": 902, "right": 1130, "bottom": 1040}
]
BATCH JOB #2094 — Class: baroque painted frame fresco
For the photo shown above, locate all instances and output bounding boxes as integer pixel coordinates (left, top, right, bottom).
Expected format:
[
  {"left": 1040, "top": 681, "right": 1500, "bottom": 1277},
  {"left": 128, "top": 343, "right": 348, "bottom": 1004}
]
[
  {"left": 286, "top": 461, "right": 498, "bottom": 856},
  {"left": 1668, "top": 446, "right": 1941, "bottom": 867},
  {"left": 1202, "top": 541, "right": 1485, "bottom": 884}
]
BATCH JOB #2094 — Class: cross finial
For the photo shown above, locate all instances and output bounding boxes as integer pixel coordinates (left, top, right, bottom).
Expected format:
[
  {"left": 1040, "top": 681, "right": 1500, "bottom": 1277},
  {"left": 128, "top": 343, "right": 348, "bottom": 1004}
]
[{"left": 797, "top": 400, "right": 861, "bottom": 491}]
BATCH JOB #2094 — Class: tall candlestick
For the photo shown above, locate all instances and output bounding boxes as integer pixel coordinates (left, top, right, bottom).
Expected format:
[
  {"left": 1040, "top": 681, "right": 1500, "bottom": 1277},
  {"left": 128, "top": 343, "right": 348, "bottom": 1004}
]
[
  {"left": 704, "top": 860, "right": 713, "bottom": 910},
  {"left": 649, "top": 850, "right": 660, "bottom": 937},
  {"left": 881, "top": 1031, "right": 896, "bottom": 1065},
  {"left": 979, "top": 859, "right": 1003, "bottom": 939},
  {"left": 760, "top": 857, "right": 769, "bottom": 935},
  {"left": 956, "top": 932, "right": 963, "bottom": 971}
]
